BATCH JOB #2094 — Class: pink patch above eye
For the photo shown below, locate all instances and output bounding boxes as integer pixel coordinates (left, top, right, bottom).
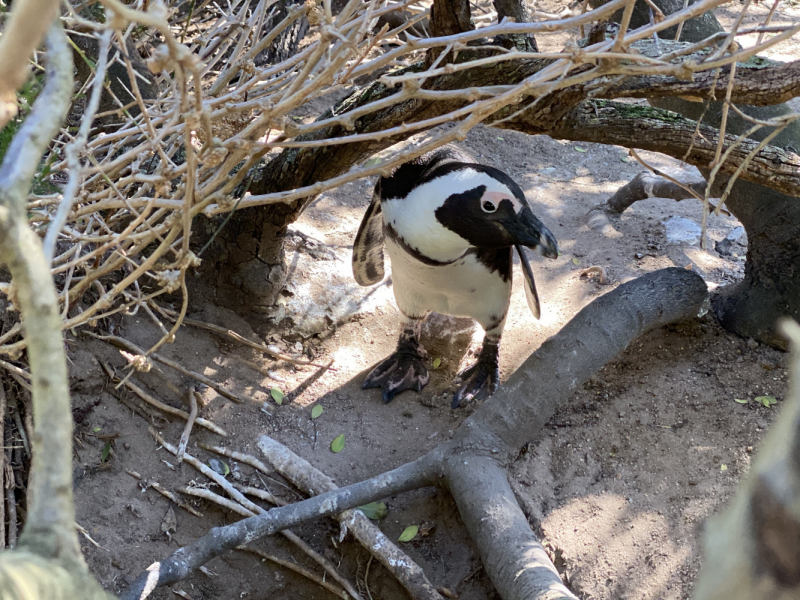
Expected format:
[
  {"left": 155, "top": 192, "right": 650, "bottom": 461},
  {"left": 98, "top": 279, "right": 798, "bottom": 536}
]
[
  {"left": 481, "top": 191, "right": 524, "bottom": 213},
  {"left": 481, "top": 191, "right": 511, "bottom": 204}
]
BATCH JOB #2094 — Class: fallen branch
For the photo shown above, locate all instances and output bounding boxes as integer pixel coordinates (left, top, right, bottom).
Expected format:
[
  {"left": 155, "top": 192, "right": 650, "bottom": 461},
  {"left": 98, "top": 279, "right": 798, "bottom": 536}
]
[
  {"left": 257, "top": 436, "right": 446, "bottom": 600},
  {"left": 100, "top": 361, "right": 227, "bottom": 436},
  {"left": 126, "top": 470, "right": 204, "bottom": 518},
  {"left": 176, "top": 390, "right": 199, "bottom": 461},
  {"left": 91, "top": 333, "right": 249, "bottom": 403},
  {"left": 121, "top": 268, "right": 708, "bottom": 600},
  {"left": 181, "top": 318, "right": 334, "bottom": 369},
  {"left": 151, "top": 429, "right": 364, "bottom": 600}
]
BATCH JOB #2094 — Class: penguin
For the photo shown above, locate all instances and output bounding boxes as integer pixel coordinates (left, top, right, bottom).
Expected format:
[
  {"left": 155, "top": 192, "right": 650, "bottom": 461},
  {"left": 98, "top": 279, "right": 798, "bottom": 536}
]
[{"left": 352, "top": 146, "right": 558, "bottom": 407}]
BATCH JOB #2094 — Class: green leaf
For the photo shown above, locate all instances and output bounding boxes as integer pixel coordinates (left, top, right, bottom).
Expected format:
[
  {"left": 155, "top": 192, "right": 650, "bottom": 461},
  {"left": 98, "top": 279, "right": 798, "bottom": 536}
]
[
  {"left": 358, "top": 502, "right": 388, "bottom": 520},
  {"left": 575, "top": 147, "right": 587, "bottom": 153},
  {"left": 734, "top": 398, "right": 748, "bottom": 404},
  {"left": 101, "top": 442, "right": 111, "bottom": 462},
  {"left": 572, "top": 257, "right": 581, "bottom": 266},
  {"left": 271, "top": 388, "right": 284, "bottom": 405},
  {"left": 311, "top": 405, "right": 324, "bottom": 419},
  {"left": 432, "top": 357, "right": 442, "bottom": 370},
  {"left": 331, "top": 434, "right": 345, "bottom": 453},
  {"left": 756, "top": 395, "right": 777, "bottom": 408},
  {"left": 93, "top": 426, "right": 102, "bottom": 432},
  {"left": 398, "top": 525, "right": 418, "bottom": 542},
  {"left": 496, "top": 136, "right": 504, "bottom": 141},
  {"left": 720, "top": 464, "right": 728, "bottom": 471},
  {"left": 208, "top": 458, "right": 230, "bottom": 476},
  {"left": 621, "top": 157, "right": 630, "bottom": 163}
]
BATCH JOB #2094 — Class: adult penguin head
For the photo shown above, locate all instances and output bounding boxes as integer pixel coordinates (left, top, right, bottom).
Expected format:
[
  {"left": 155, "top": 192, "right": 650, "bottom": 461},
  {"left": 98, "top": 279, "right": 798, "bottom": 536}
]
[{"left": 433, "top": 166, "right": 558, "bottom": 258}]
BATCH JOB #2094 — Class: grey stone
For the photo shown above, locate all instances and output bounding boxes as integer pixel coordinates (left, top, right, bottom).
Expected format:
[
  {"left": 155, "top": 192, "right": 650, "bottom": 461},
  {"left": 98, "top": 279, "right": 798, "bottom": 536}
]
[{"left": 664, "top": 216, "right": 702, "bottom": 245}]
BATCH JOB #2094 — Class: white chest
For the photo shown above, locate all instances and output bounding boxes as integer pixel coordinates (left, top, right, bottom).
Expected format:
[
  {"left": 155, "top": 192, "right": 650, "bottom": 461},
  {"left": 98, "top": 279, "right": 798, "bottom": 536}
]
[{"left": 384, "top": 236, "right": 512, "bottom": 331}]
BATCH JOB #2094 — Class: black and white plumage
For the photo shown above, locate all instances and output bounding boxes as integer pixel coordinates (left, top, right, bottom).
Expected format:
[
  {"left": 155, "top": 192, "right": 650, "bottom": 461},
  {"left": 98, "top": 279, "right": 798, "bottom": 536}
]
[{"left": 353, "top": 146, "right": 558, "bottom": 407}]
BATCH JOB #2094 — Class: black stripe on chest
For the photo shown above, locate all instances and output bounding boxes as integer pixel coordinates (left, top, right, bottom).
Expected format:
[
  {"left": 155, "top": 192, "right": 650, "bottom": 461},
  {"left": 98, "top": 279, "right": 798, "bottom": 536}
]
[{"left": 385, "top": 223, "right": 512, "bottom": 282}]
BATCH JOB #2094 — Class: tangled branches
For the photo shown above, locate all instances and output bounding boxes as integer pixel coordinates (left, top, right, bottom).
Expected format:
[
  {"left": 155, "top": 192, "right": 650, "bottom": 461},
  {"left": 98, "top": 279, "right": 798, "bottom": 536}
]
[{"left": 0, "top": 0, "right": 798, "bottom": 365}]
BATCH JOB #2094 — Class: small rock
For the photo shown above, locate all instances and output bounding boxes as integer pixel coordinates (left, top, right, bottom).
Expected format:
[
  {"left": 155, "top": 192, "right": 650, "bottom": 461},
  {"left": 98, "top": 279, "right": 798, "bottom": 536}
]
[
  {"left": 727, "top": 226, "right": 747, "bottom": 245},
  {"left": 664, "top": 216, "right": 702, "bottom": 246},
  {"left": 747, "top": 338, "right": 759, "bottom": 350},
  {"left": 716, "top": 226, "right": 748, "bottom": 256}
]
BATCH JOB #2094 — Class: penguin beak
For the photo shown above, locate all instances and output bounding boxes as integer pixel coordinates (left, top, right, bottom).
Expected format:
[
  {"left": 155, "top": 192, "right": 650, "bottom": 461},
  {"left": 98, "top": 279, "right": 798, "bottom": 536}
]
[{"left": 502, "top": 207, "right": 558, "bottom": 258}]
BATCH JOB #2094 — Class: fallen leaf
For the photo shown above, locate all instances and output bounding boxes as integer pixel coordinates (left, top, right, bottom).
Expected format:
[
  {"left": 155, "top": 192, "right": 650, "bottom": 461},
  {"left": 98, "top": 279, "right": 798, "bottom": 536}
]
[
  {"left": 756, "top": 395, "right": 777, "bottom": 408},
  {"left": 432, "top": 357, "right": 442, "bottom": 370},
  {"left": 271, "top": 387, "right": 284, "bottom": 405},
  {"left": 575, "top": 147, "right": 587, "bottom": 153},
  {"left": 101, "top": 441, "right": 112, "bottom": 462},
  {"left": 358, "top": 502, "right": 388, "bottom": 520},
  {"left": 311, "top": 405, "right": 324, "bottom": 419},
  {"left": 398, "top": 525, "right": 418, "bottom": 542},
  {"left": 93, "top": 426, "right": 102, "bottom": 432},
  {"left": 734, "top": 398, "right": 748, "bottom": 404},
  {"left": 496, "top": 136, "right": 505, "bottom": 141},
  {"left": 720, "top": 464, "right": 728, "bottom": 471},
  {"left": 572, "top": 257, "right": 581, "bottom": 266},
  {"left": 208, "top": 458, "right": 230, "bottom": 476},
  {"left": 331, "top": 434, "right": 345, "bottom": 453},
  {"left": 621, "top": 157, "right": 630, "bottom": 163}
]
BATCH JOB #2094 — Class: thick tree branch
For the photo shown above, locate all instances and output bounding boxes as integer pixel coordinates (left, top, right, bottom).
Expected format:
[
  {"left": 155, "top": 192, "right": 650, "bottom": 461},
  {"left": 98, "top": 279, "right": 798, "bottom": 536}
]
[
  {"left": 0, "top": 23, "right": 83, "bottom": 567},
  {"left": 499, "top": 99, "right": 800, "bottom": 198},
  {"left": 603, "top": 171, "right": 707, "bottom": 213},
  {"left": 246, "top": 51, "right": 800, "bottom": 206},
  {"left": 607, "top": 55, "right": 800, "bottom": 106},
  {"left": 445, "top": 456, "right": 578, "bottom": 600}
]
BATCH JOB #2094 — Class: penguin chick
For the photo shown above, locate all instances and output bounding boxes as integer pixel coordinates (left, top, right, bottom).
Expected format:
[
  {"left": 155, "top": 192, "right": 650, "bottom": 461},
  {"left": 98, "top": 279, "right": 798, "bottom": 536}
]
[{"left": 352, "top": 146, "right": 558, "bottom": 407}]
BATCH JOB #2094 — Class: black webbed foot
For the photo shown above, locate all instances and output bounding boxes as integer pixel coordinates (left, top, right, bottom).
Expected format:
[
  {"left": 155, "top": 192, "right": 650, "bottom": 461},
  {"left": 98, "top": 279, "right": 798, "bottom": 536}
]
[
  {"left": 452, "top": 339, "right": 499, "bottom": 408},
  {"left": 364, "top": 317, "right": 430, "bottom": 403},
  {"left": 363, "top": 347, "right": 430, "bottom": 403}
]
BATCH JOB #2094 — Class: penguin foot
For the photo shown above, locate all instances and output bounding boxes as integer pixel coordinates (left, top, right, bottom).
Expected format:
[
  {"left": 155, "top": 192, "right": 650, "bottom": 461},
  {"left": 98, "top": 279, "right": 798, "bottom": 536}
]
[
  {"left": 452, "top": 340, "right": 500, "bottom": 408},
  {"left": 363, "top": 348, "right": 430, "bottom": 403},
  {"left": 452, "top": 360, "right": 498, "bottom": 408}
]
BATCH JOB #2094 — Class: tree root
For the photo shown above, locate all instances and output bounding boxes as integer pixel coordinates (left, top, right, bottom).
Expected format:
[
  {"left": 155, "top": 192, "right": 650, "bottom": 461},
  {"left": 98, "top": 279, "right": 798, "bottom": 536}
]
[
  {"left": 603, "top": 171, "right": 708, "bottom": 214},
  {"left": 121, "top": 268, "right": 708, "bottom": 600}
]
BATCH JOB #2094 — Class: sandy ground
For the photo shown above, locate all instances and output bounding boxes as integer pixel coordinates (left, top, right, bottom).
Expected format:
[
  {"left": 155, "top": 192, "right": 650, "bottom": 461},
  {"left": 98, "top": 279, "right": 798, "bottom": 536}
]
[{"left": 61, "top": 3, "right": 800, "bottom": 599}]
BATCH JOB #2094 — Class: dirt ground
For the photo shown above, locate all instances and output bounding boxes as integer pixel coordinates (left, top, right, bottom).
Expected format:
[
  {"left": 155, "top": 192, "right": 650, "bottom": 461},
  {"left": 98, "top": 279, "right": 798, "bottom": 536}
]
[{"left": 62, "top": 3, "right": 800, "bottom": 599}]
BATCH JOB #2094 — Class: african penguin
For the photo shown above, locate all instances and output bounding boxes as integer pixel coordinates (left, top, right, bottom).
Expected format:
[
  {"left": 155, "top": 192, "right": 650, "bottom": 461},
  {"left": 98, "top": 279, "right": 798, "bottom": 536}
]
[{"left": 352, "top": 146, "right": 558, "bottom": 407}]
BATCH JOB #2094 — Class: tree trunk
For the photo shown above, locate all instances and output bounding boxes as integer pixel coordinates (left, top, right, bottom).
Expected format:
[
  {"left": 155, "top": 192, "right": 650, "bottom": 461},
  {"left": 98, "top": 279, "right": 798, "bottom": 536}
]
[{"left": 596, "top": 0, "right": 800, "bottom": 350}]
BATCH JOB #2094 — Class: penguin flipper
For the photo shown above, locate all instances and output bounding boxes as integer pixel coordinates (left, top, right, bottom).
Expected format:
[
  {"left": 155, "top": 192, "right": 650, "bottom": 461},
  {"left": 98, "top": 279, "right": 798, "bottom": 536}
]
[
  {"left": 516, "top": 245, "right": 542, "bottom": 320},
  {"left": 352, "top": 189, "right": 385, "bottom": 286}
]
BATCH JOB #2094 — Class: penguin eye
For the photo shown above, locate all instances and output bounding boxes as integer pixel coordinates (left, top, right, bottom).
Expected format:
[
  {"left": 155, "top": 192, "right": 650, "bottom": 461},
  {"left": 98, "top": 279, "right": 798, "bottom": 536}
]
[{"left": 481, "top": 200, "right": 497, "bottom": 213}]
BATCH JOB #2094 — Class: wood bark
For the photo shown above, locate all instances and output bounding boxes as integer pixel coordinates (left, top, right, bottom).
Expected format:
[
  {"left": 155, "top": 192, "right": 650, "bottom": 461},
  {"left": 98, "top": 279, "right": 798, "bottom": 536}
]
[{"left": 122, "top": 267, "right": 709, "bottom": 600}]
